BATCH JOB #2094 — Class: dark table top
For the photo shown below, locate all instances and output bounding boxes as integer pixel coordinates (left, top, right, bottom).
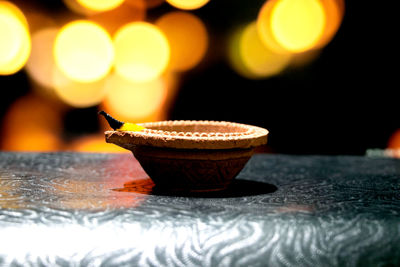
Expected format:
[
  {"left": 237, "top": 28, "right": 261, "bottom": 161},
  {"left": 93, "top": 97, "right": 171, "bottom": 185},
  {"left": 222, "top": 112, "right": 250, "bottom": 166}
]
[{"left": 1, "top": 152, "right": 400, "bottom": 266}]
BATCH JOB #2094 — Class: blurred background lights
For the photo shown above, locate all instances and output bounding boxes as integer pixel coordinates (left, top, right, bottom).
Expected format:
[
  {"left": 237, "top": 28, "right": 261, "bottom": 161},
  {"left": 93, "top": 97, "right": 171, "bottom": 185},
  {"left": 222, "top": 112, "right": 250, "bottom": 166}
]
[
  {"left": 239, "top": 22, "right": 291, "bottom": 78},
  {"left": 315, "top": 0, "right": 344, "bottom": 49},
  {"left": 0, "top": 1, "right": 31, "bottom": 75},
  {"left": 54, "top": 20, "right": 114, "bottom": 83},
  {"left": 166, "top": 0, "right": 209, "bottom": 10},
  {"left": 76, "top": 0, "right": 124, "bottom": 12},
  {"left": 103, "top": 73, "right": 168, "bottom": 122},
  {"left": 52, "top": 66, "right": 108, "bottom": 108},
  {"left": 26, "top": 28, "right": 59, "bottom": 89},
  {"left": 126, "top": 0, "right": 164, "bottom": 9},
  {"left": 1, "top": 94, "right": 62, "bottom": 151},
  {"left": 113, "top": 22, "right": 170, "bottom": 82},
  {"left": 89, "top": 2, "right": 146, "bottom": 35},
  {"left": 156, "top": 12, "right": 208, "bottom": 72},
  {"left": 69, "top": 134, "right": 128, "bottom": 153},
  {"left": 257, "top": 0, "right": 289, "bottom": 55},
  {"left": 270, "top": 0, "right": 326, "bottom": 53}
]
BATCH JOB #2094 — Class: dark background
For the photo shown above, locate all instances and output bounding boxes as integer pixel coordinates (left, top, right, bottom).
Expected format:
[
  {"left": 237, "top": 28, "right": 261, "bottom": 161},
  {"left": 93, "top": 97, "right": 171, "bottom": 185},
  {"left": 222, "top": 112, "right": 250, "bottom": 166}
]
[{"left": 0, "top": 0, "right": 397, "bottom": 155}]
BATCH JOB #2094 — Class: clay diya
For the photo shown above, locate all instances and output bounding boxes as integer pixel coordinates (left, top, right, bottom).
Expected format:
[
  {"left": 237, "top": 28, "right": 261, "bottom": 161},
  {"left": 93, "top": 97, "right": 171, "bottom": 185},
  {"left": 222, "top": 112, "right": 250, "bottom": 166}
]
[{"left": 100, "top": 112, "right": 269, "bottom": 192}]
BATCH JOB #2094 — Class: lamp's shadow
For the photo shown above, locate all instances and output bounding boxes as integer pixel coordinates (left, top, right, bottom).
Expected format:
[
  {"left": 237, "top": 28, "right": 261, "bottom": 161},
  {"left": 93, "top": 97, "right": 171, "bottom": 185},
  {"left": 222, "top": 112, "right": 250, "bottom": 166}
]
[{"left": 114, "top": 178, "right": 277, "bottom": 198}]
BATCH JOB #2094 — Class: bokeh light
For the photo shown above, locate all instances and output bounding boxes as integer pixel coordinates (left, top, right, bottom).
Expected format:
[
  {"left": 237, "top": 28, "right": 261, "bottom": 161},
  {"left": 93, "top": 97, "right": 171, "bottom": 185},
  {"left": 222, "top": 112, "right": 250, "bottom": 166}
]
[
  {"left": 240, "top": 22, "right": 291, "bottom": 78},
  {"left": 113, "top": 22, "right": 170, "bottom": 82},
  {"left": 76, "top": 0, "right": 124, "bottom": 12},
  {"left": 270, "top": 0, "right": 326, "bottom": 53},
  {"left": 54, "top": 20, "right": 114, "bottom": 82},
  {"left": 63, "top": 0, "right": 94, "bottom": 15},
  {"left": 156, "top": 12, "right": 208, "bottom": 72},
  {"left": 0, "top": 1, "right": 31, "bottom": 75},
  {"left": 315, "top": 0, "right": 345, "bottom": 49},
  {"left": 388, "top": 129, "right": 400, "bottom": 150},
  {"left": 1, "top": 94, "right": 62, "bottom": 151},
  {"left": 68, "top": 135, "right": 129, "bottom": 153},
  {"left": 228, "top": 26, "right": 259, "bottom": 79},
  {"left": 52, "top": 65, "right": 108, "bottom": 108},
  {"left": 26, "top": 27, "right": 59, "bottom": 89},
  {"left": 126, "top": 0, "right": 164, "bottom": 9},
  {"left": 257, "top": 0, "right": 289, "bottom": 54},
  {"left": 90, "top": 2, "right": 146, "bottom": 35},
  {"left": 166, "top": 0, "right": 209, "bottom": 10},
  {"left": 102, "top": 73, "right": 168, "bottom": 122}
]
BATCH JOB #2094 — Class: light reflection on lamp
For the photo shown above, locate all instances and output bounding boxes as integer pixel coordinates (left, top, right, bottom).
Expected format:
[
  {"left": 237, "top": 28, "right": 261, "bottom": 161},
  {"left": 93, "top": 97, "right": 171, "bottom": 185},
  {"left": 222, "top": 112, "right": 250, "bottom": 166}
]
[
  {"left": 113, "top": 22, "right": 170, "bottom": 83},
  {"left": 0, "top": 1, "right": 31, "bottom": 75},
  {"left": 156, "top": 11, "right": 208, "bottom": 72},
  {"left": 53, "top": 20, "right": 114, "bottom": 83},
  {"left": 102, "top": 73, "right": 168, "bottom": 122},
  {"left": 166, "top": 0, "right": 209, "bottom": 10}
]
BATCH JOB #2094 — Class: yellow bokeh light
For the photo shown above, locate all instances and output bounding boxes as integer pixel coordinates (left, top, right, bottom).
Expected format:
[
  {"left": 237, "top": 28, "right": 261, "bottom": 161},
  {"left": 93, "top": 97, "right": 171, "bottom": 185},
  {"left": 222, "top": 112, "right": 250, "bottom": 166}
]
[
  {"left": 1, "top": 94, "right": 62, "bottom": 152},
  {"left": 76, "top": 0, "right": 124, "bottom": 12},
  {"left": 114, "top": 22, "right": 170, "bottom": 82},
  {"left": 270, "top": 0, "right": 326, "bottom": 53},
  {"left": 126, "top": 0, "right": 164, "bottom": 9},
  {"left": 103, "top": 73, "right": 167, "bottom": 122},
  {"left": 156, "top": 12, "right": 208, "bottom": 72},
  {"left": 239, "top": 22, "right": 291, "bottom": 78},
  {"left": 26, "top": 28, "right": 59, "bottom": 89},
  {"left": 315, "top": 0, "right": 345, "bottom": 49},
  {"left": 0, "top": 1, "right": 31, "bottom": 75},
  {"left": 90, "top": 2, "right": 146, "bottom": 35},
  {"left": 257, "top": 0, "right": 289, "bottom": 54},
  {"left": 54, "top": 20, "right": 114, "bottom": 82},
  {"left": 53, "top": 65, "right": 109, "bottom": 108},
  {"left": 228, "top": 25, "right": 259, "bottom": 79},
  {"left": 69, "top": 135, "right": 129, "bottom": 153},
  {"left": 166, "top": 0, "right": 209, "bottom": 10},
  {"left": 388, "top": 129, "right": 400, "bottom": 150}
]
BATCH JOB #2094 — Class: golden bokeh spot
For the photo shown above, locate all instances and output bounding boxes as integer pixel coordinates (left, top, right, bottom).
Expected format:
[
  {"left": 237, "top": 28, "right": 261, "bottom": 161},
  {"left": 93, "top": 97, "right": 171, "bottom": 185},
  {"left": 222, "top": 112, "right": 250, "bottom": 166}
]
[
  {"left": 76, "top": 0, "right": 124, "bottom": 12},
  {"left": 0, "top": 1, "right": 31, "bottom": 75},
  {"left": 102, "top": 73, "right": 168, "bottom": 122},
  {"left": 156, "top": 11, "right": 208, "bottom": 72},
  {"left": 52, "top": 65, "right": 109, "bottom": 108},
  {"left": 62, "top": 0, "right": 95, "bottom": 15},
  {"left": 270, "top": 0, "right": 326, "bottom": 53},
  {"left": 54, "top": 20, "right": 114, "bottom": 83},
  {"left": 114, "top": 22, "right": 170, "bottom": 82},
  {"left": 315, "top": 0, "right": 345, "bottom": 49},
  {"left": 228, "top": 26, "right": 260, "bottom": 79},
  {"left": 90, "top": 2, "right": 146, "bottom": 35},
  {"left": 166, "top": 0, "right": 209, "bottom": 10},
  {"left": 69, "top": 135, "right": 129, "bottom": 153},
  {"left": 26, "top": 27, "right": 59, "bottom": 89},
  {"left": 388, "top": 129, "right": 400, "bottom": 149},
  {"left": 0, "top": 94, "right": 62, "bottom": 152},
  {"left": 126, "top": 0, "right": 164, "bottom": 9},
  {"left": 239, "top": 22, "right": 291, "bottom": 78},
  {"left": 257, "top": 0, "right": 289, "bottom": 54}
]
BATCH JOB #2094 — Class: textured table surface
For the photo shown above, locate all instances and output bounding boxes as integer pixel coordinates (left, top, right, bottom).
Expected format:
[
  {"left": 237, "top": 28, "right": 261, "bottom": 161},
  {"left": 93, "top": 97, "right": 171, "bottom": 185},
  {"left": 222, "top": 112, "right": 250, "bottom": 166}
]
[{"left": 0, "top": 152, "right": 400, "bottom": 266}]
